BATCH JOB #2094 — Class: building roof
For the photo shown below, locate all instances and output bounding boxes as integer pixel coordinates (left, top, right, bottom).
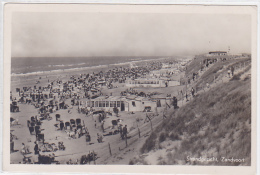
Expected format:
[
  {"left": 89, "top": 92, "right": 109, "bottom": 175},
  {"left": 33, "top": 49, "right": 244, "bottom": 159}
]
[
  {"left": 133, "top": 78, "right": 161, "bottom": 81},
  {"left": 209, "top": 51, "right": 227, "bottom": 53},
  {"left": 91, "top": 96, "right": 124, "bottom": 101},
  {"left": 88, "top": 95, "right": 157, "bottom": 103}
]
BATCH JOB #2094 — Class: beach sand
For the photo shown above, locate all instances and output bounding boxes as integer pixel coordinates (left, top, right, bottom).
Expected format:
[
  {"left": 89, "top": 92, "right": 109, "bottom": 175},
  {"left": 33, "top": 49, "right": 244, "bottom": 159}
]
[{"left": 10, "top": 61, "right": 185, "bottom": 165}]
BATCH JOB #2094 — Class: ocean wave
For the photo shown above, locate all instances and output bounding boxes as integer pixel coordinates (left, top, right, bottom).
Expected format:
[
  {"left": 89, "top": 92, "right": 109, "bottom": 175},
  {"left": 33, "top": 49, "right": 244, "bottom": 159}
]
[
  {"left": 11, "top": 58, "right": 167, "bottom": 77},
  {"left": 53, "top": 64, "right": 65, "bottom": 67},
  {"left": 11, "top": 64, "right": 108, "bottom": 77}
]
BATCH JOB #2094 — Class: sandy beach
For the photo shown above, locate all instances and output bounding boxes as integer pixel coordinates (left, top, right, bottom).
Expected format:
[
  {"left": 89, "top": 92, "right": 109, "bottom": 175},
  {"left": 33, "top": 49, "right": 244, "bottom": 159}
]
[{"left": 10, "top": 58, "right": 186, "bottom": 164}]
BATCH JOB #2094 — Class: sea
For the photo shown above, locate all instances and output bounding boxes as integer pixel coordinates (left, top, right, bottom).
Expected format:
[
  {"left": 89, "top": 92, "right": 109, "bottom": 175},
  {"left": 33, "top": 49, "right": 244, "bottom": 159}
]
[{"left": 11, "top": 56, "right": 168, "bottom": 75}]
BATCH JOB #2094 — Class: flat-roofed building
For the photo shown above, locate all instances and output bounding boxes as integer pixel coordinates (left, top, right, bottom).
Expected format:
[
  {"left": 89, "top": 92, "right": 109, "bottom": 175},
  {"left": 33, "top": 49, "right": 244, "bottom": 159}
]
[
  {"left": 86, "top": 95, "right": 158, "bottom": 112},
  {"left": 125, "top": 78, "right": 180, "bottom": 88},
  {"left": 126, "top": 78, "right": 164, "bottom": 88},
  {"left": 207, "top": 51, "right": 227, "bottom": 56},
  {"left": 125, "top": 96, "right": 157, "bottom": 112},
  {"left": 86, "top": 96, "right": 127, "bottom": 112}
]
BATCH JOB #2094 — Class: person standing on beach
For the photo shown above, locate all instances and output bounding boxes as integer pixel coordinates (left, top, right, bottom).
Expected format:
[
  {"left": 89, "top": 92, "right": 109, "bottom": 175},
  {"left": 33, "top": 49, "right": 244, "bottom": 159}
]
[
  {"left": 101, "top": 120, "right": 105, "bottom": 133},
  {"left": 60, "top": 121, "right": 64, "bottom": 131},
  {"left": 231, "top": 66, "right": 235, "bottom": 76},
  {"left": 118, "top": 125, "right": 123, "bottom": 139},
  {"left": 191, "top": 87, "right": 195, "bottom": 97},
  {"left": 228, "top": 69, "right": 231, "bottom": 78},
  {"left": 34, "top": 142, "right": 39, "bottom": 155},
  {"left": 123, "top": 125, "right": 128, "bottom": 140}
]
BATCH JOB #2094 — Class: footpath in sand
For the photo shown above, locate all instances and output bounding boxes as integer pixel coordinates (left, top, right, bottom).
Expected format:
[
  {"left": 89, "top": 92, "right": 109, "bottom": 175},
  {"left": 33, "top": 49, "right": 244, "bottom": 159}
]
[{"left": 132, "top": 58, "right": 251, "bottom": 165}]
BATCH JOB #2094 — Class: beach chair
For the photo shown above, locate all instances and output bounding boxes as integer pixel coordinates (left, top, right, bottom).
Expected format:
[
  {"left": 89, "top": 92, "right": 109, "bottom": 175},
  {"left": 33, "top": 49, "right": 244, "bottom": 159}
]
[
  {"left": 49, "top": 93, "right": 54, "bottom": 98},
  {"left": 31, "top": 116, "right": 36, "bottom": 122},
  {"left": 55, "top": 114, "right": 61, "bottom": 121},
  {"left": 65, "top": 122, "right": 70, "bottom": 130},
  {"left": 37, "top": 133, "right": 44, "bottom": 143},
  {"left": 58, "top": 142, "right": 65, "bottom": 150},
  {"left": 70, "top": 119, "right": 76, "bottom": 127},
  {"left": 76, "top": 118, "right": 81, "bottom": 125},
  {"left": 76, "top": 125, "right": 82, "bottom": 130},
  {"left": 111, "top": 120, "right": 118, "bottom": 126},
  {"left": 10, "top": 101, "right": 19, "bottom": 112},
  {"left": 85, "top": 134, "right": 91, "bottom": 142}
]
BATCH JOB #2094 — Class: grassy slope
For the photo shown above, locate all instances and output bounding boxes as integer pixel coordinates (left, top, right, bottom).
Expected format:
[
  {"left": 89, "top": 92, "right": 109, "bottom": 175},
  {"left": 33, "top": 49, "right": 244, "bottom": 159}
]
[{"left": 137, "top": 58, "right": 251, "bottom": 166}]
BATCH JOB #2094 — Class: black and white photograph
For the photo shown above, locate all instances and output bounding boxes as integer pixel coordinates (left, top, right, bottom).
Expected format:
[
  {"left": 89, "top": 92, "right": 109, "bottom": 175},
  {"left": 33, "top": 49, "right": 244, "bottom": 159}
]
[{"left": 2, "top": 3, "right": 258, "bottom": 174}]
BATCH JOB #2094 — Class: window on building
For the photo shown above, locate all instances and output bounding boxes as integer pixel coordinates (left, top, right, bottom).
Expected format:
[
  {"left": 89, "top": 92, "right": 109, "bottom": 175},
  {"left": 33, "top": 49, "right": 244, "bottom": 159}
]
[
  {"left": 110, "top": 101, "right": 116, "bottom": 107},
  {"left": 106, "top": 101, "right": 109, "bottom": 107},
  {"left": 132, "top": 101, "right": 136, "bottom": 107},
  {"left": 95, "top": 101, "right": 98, "bottom": 107},
  {"left": 116, "top": 101, "right": 121, "bottom": 107},
  {"left": 91, "top": 101, "right": 94, "bottom": 107},
  {"left": 99, "top": 101, "right": 105, "bottom": 107}
]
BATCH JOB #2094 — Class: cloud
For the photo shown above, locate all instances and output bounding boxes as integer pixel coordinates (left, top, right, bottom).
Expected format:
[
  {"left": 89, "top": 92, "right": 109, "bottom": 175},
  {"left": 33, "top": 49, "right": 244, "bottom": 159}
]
[{"left": 12, "top": 12, "right": 251, "bottom": 57}]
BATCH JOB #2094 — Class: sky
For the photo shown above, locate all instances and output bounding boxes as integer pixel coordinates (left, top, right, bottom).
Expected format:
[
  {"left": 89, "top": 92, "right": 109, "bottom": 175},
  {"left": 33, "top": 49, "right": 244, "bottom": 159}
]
[{"left": 11, "top": 12, "right": 251, "bottom": 57}]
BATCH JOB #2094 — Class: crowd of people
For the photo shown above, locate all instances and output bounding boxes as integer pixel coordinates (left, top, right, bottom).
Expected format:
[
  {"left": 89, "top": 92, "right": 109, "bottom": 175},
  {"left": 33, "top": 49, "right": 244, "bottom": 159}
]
[{"left": 10, "top": 59, "right": 184, "bottom": 164}]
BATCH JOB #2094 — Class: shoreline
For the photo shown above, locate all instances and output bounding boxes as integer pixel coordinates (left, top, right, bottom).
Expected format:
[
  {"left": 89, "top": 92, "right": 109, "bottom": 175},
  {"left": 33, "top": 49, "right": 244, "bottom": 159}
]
[
  {"left": 11, "top": 57, "right": 169, "bottom": 77},
  {"left": 10, "top": 57, "right": 180, "bottom": 93}
]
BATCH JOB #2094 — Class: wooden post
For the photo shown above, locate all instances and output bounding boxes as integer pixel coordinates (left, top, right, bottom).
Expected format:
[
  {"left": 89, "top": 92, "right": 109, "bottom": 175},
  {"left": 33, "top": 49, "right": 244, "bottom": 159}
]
[
  {"left": 108, "top": 143, "right": 112, "bottom": 156},
  {"left": 181, "top": 92, "right": 183, "bottom": 106},
  {"left": 89, "top": 151, "right": 91, "bottom": 164},
  {"left": 138, "top": 127, "right": 141, "bottom": 138},
  {"left": 150, "top": 120, "right": 153, "bottom": 132},
  {"left": 125, "top": 136, "right": 128, "bottom": 148},
  {"left": 93, "top": 150, "right": 96, "bottom": 165}
]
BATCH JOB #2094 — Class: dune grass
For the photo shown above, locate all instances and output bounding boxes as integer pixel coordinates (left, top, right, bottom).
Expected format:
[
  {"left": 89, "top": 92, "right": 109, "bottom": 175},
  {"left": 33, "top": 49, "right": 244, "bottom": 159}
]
[{"left": 140, "top": 71, "right": 251, "bottom": 165}]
